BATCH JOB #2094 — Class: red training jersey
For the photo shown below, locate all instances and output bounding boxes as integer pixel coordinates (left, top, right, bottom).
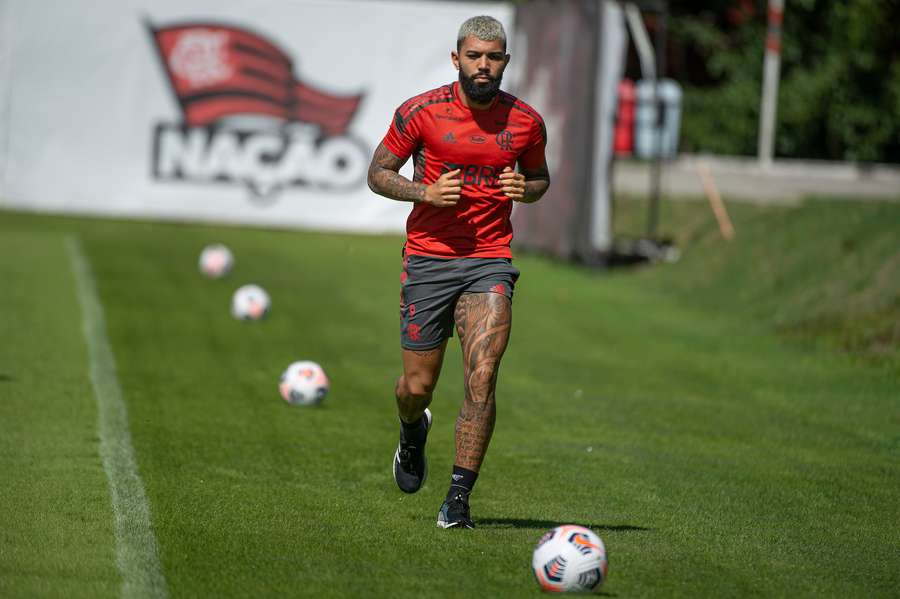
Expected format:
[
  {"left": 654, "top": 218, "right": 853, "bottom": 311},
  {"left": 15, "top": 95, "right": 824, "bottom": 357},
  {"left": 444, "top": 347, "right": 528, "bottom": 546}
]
[{"left": 381, "top": 81, "right": 547, "bottom": 258}]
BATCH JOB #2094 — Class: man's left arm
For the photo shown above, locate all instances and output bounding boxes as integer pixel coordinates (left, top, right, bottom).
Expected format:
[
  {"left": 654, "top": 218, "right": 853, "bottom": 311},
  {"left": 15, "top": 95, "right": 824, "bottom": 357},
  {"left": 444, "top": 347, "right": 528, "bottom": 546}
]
[{"left": 499, "top": 161, "right": 550, "bottom": 204}]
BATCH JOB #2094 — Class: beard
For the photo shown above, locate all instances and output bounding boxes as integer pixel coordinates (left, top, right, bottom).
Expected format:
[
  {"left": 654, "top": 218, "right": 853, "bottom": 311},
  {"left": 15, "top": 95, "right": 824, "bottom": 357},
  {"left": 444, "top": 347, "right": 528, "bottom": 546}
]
[{"left": 459, "top": 70, "right": 503, "bottom": 104}]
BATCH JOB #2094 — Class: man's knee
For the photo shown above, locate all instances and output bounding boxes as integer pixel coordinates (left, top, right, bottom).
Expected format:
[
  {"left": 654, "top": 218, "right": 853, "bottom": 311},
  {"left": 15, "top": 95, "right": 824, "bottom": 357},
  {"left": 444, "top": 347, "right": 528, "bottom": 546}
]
[
  {"left": 463, "top": 362, "right": 499, "bottom": 402},
  {"left": 398, "top": 371, "right": 438, "bottom": 399}
]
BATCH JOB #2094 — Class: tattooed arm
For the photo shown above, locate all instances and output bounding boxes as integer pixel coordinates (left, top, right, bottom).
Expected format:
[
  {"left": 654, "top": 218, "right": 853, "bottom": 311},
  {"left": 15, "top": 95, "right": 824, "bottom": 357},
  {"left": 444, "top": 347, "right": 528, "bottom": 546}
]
[
  {"left": 367, "top": 143, "right": 421, "bottom": 202},
  {"left": 367, "top": 143, "right": 461, "bottom": 208}
]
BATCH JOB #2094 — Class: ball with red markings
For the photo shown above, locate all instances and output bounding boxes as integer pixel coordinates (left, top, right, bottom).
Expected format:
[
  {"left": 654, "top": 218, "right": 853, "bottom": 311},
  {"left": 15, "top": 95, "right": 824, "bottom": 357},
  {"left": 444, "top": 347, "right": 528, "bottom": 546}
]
[
  {"left": 198, "top": 244, "right": 234, "bottom": 278},
  {"left": 531, "top": 525, "right": 608, "bottom": 593},
  {"left": 231, "top": 284, "right": 270, "bottom": 321},
  {"left": 279, "top": 361, "right": 329, "bottom": 406}
]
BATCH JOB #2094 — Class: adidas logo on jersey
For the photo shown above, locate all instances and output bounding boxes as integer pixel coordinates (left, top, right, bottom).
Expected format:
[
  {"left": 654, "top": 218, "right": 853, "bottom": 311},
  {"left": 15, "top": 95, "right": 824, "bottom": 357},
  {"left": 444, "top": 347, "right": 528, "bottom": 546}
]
[{"left": 443, "top": 132, "right": 457, "bottom": 144}]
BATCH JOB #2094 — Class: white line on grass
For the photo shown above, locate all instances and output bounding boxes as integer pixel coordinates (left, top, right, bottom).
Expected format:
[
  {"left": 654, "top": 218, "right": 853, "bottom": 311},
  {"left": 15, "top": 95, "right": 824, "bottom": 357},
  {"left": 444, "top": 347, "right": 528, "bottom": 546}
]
[{"left": 67, "top": 236, "right": 169, "bottom": 599}]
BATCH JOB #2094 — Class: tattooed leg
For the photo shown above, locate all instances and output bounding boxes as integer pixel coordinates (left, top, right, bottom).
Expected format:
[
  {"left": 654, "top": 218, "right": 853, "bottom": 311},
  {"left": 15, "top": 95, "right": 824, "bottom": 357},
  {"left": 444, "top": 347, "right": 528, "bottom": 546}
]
[
  {"left": 453, "top": 292, "right": 512, "bottom": 472},
  {"left": 396, "top": 340, "right": 448, "bottom": 423}
]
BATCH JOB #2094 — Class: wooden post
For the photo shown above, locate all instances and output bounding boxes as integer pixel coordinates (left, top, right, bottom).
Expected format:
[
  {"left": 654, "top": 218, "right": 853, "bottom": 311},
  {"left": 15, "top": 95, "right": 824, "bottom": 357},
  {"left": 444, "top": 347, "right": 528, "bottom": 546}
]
[{"left": 697, "top": 161, "right": 735, "bottom": 241}]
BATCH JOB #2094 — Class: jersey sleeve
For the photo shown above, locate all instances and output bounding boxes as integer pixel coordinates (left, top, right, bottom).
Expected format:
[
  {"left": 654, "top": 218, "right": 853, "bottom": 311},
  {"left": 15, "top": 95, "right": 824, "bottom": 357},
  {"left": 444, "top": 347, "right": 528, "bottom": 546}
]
[
  {"left": 517, "top": 118, "right": 547, "bottom": 171},
  {"left": 381, "top": 107, "right": 423, "bottom": 160}
]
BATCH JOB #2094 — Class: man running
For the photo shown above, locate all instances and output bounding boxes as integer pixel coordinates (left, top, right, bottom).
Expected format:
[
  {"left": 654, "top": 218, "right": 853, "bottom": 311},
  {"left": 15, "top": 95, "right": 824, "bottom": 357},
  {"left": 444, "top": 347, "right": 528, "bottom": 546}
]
[{"left": 367, "top": 15, "right": 550, "bottom": 529}]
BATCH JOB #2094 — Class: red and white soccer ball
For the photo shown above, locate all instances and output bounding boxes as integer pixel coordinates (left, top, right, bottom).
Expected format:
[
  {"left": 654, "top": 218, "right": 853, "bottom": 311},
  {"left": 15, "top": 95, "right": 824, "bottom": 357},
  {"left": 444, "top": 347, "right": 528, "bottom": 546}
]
[
  {"left": 231, "top": 284, "right": 270, "bottom": 320},
  {"left": 279, "top": 361, "right": 330, "bottom": 406},
  {"left": 198, "top": 244, "right": 234, "bottom": 278},
  {"left": 532, "top": 525, "right": 608, "bottom": 593}
]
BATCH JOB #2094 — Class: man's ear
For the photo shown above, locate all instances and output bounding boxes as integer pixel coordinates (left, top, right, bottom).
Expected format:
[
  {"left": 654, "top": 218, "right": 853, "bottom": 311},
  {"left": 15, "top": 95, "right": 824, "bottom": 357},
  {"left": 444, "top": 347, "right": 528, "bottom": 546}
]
[{"left": 451, "top": 50, "right": 460, "bottom": 70}]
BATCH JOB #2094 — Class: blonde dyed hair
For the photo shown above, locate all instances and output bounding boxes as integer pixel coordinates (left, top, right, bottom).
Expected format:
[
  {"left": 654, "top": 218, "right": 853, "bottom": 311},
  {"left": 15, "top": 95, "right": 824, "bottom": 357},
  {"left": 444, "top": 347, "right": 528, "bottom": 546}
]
[{"left": 457, "top": 15, "right": 507, "bottom": 51}]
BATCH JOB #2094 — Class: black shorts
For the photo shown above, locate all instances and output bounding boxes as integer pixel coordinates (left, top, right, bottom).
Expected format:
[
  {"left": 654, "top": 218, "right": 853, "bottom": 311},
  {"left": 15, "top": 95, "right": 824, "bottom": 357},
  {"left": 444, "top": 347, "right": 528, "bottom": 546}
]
[{"left": 400, "top": 253, "right": 520, "bottom": 350}]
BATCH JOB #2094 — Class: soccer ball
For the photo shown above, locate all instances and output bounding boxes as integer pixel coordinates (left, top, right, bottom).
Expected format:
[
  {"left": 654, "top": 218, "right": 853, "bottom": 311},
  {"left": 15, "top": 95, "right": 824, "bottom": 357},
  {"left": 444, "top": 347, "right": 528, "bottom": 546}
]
[
  {"left": 231, "top": 284, "right": 270, "bottom": 320},
  {"left": 532, "top": 525, "right": 608, "bottom": 593},
  {"left": 279, "top": 361, "right": 329, "bottom": 406},
  {"left": 198, "top": 244, "right": 234, "bottom": 278}
]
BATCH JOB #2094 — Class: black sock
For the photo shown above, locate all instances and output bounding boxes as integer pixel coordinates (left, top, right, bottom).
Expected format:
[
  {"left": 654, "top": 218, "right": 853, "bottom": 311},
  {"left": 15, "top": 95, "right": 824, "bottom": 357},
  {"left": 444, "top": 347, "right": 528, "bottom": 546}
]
[
  {"left": 446, "top": 465, "right": 478, "bottom": 500},
  {"left": 400, "top": 414, "right": 427, "bottom": 444}
]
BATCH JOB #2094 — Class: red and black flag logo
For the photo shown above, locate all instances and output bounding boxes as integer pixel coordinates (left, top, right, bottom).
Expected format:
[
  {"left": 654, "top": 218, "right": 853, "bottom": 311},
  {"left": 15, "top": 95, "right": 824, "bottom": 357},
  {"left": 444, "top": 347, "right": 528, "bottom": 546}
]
[
  {"left": 147, "top": 20, "right": 369, "bottom": 200},
  {"left": 148, "top": 21, "right": 363, "bottom": 134}
]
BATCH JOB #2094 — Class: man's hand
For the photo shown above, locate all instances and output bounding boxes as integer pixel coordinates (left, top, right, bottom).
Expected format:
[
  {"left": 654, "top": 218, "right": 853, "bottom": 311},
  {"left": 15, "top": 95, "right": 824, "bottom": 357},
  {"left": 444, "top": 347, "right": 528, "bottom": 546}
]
[
  {"left": 499, "top": 166, "right": 526, "bottom": 201},
  {"left": 423, "top": 169, "right": 462, "bottom": 207}
]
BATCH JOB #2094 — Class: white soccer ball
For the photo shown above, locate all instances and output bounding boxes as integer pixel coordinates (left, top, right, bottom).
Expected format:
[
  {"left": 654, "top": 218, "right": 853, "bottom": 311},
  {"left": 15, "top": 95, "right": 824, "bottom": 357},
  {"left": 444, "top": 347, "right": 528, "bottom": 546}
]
[
  {"left": 279, "top": 361, "right": 329, "bottom": 406},
  {"left": 532, "top": 525, "right": 608, "bottom": 593},
  {"left": 198, "top": 244, "right": 234, "bottom": 278},
  {"left": 231, "top": 284, "right": 270, "bottom": 320}
]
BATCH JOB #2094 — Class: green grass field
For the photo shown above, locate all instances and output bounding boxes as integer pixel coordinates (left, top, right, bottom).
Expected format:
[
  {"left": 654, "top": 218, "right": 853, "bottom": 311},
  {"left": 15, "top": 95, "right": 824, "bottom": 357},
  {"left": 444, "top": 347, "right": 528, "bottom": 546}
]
[{"left": 1, "top": 197, "right": 898, "bottom": 598}]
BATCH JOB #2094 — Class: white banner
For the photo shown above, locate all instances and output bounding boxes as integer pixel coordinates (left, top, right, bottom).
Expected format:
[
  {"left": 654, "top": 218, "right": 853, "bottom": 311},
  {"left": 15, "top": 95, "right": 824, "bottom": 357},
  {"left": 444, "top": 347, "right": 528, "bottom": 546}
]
[{"left": 0, "top": 0, "right": 513, "bottom": 233}]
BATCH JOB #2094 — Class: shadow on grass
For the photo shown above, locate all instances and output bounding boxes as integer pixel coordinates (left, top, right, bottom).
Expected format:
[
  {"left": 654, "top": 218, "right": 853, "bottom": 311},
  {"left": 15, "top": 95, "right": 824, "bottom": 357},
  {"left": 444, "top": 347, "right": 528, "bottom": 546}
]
[
  {"left": 0, "top": 374, "right": 13, "bottom": 382},
  {"left": 479, "top": 518, "right": 650, "bottom": 533}
]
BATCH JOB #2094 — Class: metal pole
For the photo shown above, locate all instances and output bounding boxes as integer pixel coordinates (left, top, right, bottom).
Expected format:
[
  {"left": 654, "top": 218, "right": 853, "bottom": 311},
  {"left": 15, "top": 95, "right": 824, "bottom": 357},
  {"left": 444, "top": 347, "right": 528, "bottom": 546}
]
[
  {"left": 758, "top": 0, "right": 784, "bottom": 169},
  {"left": 646, "top": 2, "right": 666, "bottom": 239}
]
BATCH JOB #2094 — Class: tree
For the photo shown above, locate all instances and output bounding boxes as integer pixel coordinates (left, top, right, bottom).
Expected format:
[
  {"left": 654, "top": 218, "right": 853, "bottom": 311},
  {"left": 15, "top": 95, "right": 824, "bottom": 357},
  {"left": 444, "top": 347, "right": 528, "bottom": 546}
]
[{"left": 668, "top": 0, "right": 900, "bottom": 162}]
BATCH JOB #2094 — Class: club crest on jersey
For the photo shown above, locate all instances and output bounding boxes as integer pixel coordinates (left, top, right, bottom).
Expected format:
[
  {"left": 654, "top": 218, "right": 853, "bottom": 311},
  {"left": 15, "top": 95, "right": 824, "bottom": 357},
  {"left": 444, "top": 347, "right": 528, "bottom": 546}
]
[
  {"left": 496, "top": 130, "right": 514, "bottom": 151},
  {"left": 147, "top": 20, "right": 369, "bottom": 203}
]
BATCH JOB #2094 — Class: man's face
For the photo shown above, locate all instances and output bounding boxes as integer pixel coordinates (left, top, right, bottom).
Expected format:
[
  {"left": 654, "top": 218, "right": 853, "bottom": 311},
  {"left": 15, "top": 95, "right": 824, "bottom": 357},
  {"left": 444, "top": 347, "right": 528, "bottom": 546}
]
[{"left": 452, "top": 36, "right": 510, "bottom": 104}]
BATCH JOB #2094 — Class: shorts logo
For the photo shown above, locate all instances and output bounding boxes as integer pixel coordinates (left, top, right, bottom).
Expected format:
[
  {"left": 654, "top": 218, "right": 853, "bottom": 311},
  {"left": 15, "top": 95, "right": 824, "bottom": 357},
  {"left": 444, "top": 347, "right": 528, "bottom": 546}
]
[
  {"left": 490, "top": 283, "right": 506, "bottom": 295},
  {"left": 495, "top": 129, "right": 514, "bottom": 151},
  {"left": 408, "top": 303, "right": 416, "bottom": 317},
  {"left": 469, "top": 135, "right": 487, "bottom": 144},
  {"left": 147, "top": 21, "right": 369, "bottom": 202},
  {"left": 407, "top": 323, "right": 422, "bottom": 342}
]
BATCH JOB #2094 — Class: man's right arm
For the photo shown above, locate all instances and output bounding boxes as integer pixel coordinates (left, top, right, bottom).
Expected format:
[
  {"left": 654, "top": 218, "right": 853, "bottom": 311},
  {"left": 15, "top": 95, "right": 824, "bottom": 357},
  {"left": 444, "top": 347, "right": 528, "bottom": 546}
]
[
  {"left": 367, "top": 143, "right": 461, "bottom": 207},
  {"left": 367, "top": 143, "right": 426, "bottom": 203}
]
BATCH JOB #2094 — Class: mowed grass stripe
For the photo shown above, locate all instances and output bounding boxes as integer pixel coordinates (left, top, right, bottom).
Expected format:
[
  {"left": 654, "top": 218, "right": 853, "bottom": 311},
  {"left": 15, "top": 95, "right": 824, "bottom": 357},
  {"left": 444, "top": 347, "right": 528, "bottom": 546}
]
[
  {"left": 66, "top": 237, "right": 168, "bottom": 599},
  {"left": 0, "top": 230, "right": 118, "bottom": 598}
]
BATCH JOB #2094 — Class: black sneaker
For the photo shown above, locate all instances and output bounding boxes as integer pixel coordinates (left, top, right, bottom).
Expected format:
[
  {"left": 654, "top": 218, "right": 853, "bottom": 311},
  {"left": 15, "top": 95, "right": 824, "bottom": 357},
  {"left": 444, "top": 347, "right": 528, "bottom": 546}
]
[
  {"left": 393, "top": 408, "right": 432, "bottom": 494},
  {"left": 437, "top": 491, "right": 475, "bottom": 529}
]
